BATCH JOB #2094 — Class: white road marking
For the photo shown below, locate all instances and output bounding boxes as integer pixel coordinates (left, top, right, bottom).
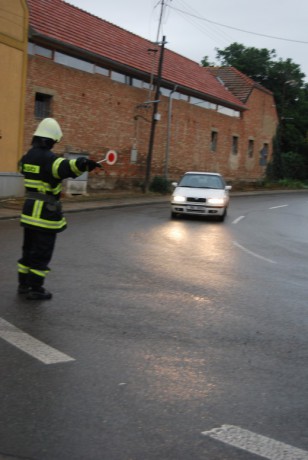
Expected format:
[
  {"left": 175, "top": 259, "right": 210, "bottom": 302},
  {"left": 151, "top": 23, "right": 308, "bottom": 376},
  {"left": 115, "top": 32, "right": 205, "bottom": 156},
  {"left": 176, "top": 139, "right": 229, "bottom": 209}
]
[
  {"left": 232, "top": 216, "right": 245, "bottom": 224},
  {"left": 202, "top": 425, "right": 308, "bottom": 460},
  {"left": 233, "top": 241, "right": 277, "bottom": 264},
  {"left": 0, "top": 318, "right": 75, "bottom": 365},
  {"left": 269, "top": 204, "right": 288, "bottom": 209}
]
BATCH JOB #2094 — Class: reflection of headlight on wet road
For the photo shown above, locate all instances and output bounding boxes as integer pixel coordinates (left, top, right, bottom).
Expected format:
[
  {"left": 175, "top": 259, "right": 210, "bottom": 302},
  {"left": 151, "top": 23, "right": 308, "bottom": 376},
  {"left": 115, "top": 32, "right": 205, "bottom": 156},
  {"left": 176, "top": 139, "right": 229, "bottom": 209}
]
[
  {"left": 172, "top": 195, "right": 186, "bottom": 203},
  {"left": 166, "top": 226, "right": 187, "bottom": 242}
]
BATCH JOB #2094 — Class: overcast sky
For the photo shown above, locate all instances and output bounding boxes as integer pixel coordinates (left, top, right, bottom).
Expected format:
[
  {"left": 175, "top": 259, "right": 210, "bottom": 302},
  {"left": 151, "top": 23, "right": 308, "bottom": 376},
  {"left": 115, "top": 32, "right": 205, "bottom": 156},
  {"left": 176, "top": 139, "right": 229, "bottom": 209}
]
[{"left": 67, "top": 0, "right": 308, "bottom": 81}]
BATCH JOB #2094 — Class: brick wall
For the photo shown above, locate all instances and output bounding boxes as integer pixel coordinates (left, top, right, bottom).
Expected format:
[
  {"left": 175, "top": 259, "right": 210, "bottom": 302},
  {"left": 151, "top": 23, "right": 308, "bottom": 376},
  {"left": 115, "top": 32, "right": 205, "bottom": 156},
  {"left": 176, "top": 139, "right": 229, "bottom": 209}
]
[{"left": 24, "top": 55, "right": 278, "bottom": 189}]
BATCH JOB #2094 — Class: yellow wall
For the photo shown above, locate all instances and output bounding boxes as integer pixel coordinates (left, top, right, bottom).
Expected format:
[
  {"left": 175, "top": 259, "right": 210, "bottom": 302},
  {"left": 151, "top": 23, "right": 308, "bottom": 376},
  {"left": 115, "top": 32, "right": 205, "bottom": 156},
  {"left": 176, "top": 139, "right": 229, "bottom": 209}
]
[{"left": 0, "top": 0, "right": 28, "bottom": 172}]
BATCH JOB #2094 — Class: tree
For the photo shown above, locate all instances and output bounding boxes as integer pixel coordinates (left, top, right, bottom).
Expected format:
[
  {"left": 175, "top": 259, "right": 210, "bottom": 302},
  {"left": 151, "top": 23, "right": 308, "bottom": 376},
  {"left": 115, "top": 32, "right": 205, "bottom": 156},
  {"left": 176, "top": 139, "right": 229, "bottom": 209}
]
[
  {"left": 215, "top": 43, "right": 276, "bottom": 86},
  {"left": 207, "top": 42, "right": 308, "bottom": 180},
  {"left": 201, "top": 56, "right": 214, "bottom": 67}
]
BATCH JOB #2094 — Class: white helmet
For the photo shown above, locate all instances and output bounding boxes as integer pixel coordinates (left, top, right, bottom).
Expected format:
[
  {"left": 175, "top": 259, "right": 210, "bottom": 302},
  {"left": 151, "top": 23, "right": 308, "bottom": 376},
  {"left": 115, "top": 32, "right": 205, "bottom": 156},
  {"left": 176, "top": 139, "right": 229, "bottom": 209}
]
[{"left": 34, "top": 118, "right": 63, "bottom": 142}]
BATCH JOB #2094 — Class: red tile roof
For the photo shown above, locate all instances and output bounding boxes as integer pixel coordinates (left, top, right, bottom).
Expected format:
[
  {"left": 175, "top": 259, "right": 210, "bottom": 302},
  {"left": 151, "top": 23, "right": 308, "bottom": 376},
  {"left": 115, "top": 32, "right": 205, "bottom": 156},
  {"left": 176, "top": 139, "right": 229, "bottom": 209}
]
[
  {"left": 26, "top": 0, "right": 246, "bottom": 110},
  {"left": 207, "top": 67, "right": 273, "bottom": 103}
]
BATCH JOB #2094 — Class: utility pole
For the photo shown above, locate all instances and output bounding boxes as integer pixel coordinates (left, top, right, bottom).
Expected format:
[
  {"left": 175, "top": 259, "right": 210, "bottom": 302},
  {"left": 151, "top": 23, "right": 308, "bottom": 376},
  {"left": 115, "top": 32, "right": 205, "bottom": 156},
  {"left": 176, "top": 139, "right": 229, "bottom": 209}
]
[{"left": 144, "top": 35, "right": 166, "bottom": 192}]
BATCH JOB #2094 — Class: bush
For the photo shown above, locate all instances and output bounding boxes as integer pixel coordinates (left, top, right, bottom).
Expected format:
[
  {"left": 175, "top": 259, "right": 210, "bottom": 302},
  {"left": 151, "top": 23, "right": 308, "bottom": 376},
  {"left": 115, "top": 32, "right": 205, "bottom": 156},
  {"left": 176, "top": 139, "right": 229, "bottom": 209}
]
[
  {"left": 277, "top": 179, "right": 306, "bottom": 189},
  {"left": 149, "top": 176, "right": 172, "bottom": 194},
  {"left": 281, "top": 151, "right": 307, "bottom": 180}
]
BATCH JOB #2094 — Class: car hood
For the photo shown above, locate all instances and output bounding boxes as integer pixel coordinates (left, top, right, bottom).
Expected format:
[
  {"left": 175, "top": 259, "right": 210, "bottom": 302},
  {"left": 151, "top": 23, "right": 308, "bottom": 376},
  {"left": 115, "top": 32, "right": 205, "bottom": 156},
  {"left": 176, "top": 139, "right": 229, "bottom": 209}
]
[{"left": 173, "top": 187, "right": 227, "bottom": 198}]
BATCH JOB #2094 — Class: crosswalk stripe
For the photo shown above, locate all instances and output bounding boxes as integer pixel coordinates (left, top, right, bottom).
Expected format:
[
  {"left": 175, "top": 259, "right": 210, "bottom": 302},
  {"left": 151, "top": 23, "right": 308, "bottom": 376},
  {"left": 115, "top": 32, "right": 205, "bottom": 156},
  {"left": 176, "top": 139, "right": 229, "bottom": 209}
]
[
  {"left": 202, "top": 425, "right": 308, "bottom": 460},
  {"left": 0, "top": 318, "right": 75, "bottom": 365}
]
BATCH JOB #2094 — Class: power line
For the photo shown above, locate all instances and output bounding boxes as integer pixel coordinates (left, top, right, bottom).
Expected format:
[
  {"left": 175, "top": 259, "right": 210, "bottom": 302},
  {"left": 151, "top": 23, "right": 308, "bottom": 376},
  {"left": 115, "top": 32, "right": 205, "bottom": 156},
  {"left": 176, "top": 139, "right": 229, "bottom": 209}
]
[
  {"left": 168, "top": 5, "right": 308, "bottom": 44},
  {"left": 175, "top": 0, "right": 234, "bottom": 44},
  {"left": 171, "top": 6, "right": 230, "bottom": 48}
]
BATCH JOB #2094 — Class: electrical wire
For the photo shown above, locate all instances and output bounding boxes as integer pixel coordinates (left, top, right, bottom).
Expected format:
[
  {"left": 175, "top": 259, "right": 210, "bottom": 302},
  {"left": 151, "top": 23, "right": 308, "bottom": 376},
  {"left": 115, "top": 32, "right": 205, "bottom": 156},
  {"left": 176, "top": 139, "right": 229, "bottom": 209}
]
[
  {"left": 168, "top": 4, "right": 308, "bottom": 44},
  {"left": 174, "top": 0, "right": 234, "bottom": 45}
]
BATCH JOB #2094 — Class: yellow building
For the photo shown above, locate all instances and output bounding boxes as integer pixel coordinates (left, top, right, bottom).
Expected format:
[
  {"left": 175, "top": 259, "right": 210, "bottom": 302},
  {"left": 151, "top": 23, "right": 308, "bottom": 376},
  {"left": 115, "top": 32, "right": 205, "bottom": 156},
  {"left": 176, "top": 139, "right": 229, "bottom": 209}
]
[{"left": 0, "top": 0, "right": 28, "bottom": 197}]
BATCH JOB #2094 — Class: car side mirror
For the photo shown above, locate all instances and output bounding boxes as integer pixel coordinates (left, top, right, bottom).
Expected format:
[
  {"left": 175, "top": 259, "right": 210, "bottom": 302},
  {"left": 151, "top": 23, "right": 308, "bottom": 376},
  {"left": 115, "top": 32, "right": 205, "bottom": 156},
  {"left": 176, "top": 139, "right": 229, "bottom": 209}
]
[
  {"left": 171, "top": 182, "right": 178, "bottom": 187},
  {"left": 225, "top": 185, "right": 232, "bottom": 191}
]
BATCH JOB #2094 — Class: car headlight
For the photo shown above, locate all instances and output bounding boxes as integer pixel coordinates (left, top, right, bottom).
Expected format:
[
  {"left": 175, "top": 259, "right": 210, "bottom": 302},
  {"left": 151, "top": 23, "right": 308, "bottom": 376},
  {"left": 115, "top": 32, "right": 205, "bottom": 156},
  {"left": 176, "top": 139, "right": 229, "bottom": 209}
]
[
  {"left": 207, "top": 197, "right": 225, "bottom": 205},
  {"left": 173, "top": 195, "right": 186, "bottom": 203}
]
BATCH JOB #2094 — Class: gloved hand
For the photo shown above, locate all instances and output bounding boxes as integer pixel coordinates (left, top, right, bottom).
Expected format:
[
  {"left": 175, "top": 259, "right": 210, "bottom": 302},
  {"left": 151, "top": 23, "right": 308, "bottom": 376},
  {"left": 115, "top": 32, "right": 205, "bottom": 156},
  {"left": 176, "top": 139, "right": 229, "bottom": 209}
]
[
  {"left": 86, "top": 159, "right": 102, "bottom": 171},
  {"left": 79, "top": 158, "right": 102, "bottom": 171}
]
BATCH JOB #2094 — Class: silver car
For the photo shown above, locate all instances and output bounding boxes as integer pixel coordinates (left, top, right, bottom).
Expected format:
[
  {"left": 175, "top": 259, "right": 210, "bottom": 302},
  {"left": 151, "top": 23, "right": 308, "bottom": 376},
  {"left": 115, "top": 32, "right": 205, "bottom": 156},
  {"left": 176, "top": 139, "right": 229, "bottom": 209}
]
[{"left": 171, "top": 172, "right": 232, "bottom": 221}]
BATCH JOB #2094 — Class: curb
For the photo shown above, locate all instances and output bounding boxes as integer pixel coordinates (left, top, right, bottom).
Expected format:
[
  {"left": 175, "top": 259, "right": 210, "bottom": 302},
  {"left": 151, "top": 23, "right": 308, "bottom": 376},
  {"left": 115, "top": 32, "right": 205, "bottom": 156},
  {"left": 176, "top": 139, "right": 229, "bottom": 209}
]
[{"left": 0, "top": 189, "right": 307, "bottom": 221}]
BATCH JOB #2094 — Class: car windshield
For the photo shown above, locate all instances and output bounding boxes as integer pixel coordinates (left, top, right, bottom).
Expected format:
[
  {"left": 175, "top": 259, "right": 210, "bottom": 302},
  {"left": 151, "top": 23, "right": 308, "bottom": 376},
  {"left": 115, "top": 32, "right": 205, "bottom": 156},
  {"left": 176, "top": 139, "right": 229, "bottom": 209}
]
[{"left": 178, "top": 174, "right": 224, "bottom": 189}]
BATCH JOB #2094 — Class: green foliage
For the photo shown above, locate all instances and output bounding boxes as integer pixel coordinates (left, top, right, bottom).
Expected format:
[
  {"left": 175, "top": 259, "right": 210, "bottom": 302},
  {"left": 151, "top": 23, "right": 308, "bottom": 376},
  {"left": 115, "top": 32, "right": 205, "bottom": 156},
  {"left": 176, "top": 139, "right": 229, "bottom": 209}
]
[
  {"left": 201, "top": 55, "right": 215, "bottom": 67},
  {"left": 215, "top": 43, "right": 276, "bottom": 85},
  {"left": 267, "top": 150, "right": 308, "bottom": 182},
  {"left": 149, "top": 176, "right": 171, "bottom": 194},
  {"left": 277, "top": 179, "right": 307, "bottom": 189},
  {"left": 281, "top": 151, "right": 307, "bottom": 180},
  {"left": 208, "top": 41, "right": 308, "bottom": 181},
  {"left": 266, "top": 131, "right": 283, "bottom": 181}
]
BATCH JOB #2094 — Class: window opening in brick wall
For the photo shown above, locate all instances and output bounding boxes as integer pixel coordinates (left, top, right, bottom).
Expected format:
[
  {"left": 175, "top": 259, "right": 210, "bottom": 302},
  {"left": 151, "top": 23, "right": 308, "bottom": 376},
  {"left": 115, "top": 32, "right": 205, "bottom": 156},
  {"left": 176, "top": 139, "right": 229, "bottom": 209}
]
[
  {"left": 190, "top": 97, "right": 210, "bottom": 108},
  {"left": 218, "top": 106, "right": 240, "bottom": 117},
  {"left": 35, "top": 45, "right": 53, "bottom": 59},
  {"left": 54, "top": 52, "right": 94, "bottom": 73},
  {"left": 259, "top": 143, "right": 269, "bottom": 165},
  {"left": 247, "top": 139, "right": 254, "bottom": 158},
  {"left": 35, "top": 93, "right": 52, "bottom": 119},
  {"left": 111, "top": 71, "right": 127, "bottom": 83},
  {"left": 132, "top": 78, "right": 143, "bottom": 88},
  {"left": 160, "top": 87, "right": 171, "bottom": 97},
  {"left": 28, "top": 43, "right": 34, "bottom": 55},
  {"left": 232, "top": 136, "right": 239, "bottom": 154},
  {"left": 28, "top": 43, "right": 52, "bottom": 59},
  {"left": 95, "top": 66, "right": 109, "bottom": 76},
  {"left": 211, "top": 131, "right": 218, "bottom": 152}
]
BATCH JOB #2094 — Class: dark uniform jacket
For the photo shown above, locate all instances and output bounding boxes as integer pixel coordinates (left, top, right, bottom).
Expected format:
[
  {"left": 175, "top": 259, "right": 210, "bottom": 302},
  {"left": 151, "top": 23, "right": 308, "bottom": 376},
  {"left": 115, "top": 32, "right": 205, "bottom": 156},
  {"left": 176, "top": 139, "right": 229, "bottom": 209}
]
[{"left": 20, "top": 147, "right": 87, "bottom": 233}]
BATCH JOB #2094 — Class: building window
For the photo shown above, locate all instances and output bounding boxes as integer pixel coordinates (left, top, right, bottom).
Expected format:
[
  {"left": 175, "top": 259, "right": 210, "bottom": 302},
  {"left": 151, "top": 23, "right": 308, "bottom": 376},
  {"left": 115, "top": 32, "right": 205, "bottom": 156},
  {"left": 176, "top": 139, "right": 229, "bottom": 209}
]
[
  {"left": 132, "top": 78, "right": 143, "bottom": 88},
  {"left": 95, "top": 66, "right": 109, "bottom": 76},
  {"left": 248, "top": 139, "right": 254, "bottom": 158},
  {"left": 232, "top": 136, "right": 239, "bottom": 154},
  {"left": 211, "top": 131, "right": 218, "bottom": 152},
  {"left": 54, "top": 52, "right": 94, "bottom": 73},
  {"left": 35, "top": 45, "right": 53, "bottom": 59},
  {"left": 179, "top": 93, "right": 189, "bottom": 101},
  {"left": 259, "top": 143, "right": 269, "bottom": 165},
  {"left": 35, "top": 93, "right": 52, "bottom": 119},
  {"left": 27, "top": 43, "right": 52, "bottom": 59},
  {"left": 142, "top": 81, "right": 151, "bottom": 90},
  {"left": 111, "top": 71, "right": 126, "bottom": 83},
  {"left": 160, "top": 87, "right": 171, "bottom": 97}
]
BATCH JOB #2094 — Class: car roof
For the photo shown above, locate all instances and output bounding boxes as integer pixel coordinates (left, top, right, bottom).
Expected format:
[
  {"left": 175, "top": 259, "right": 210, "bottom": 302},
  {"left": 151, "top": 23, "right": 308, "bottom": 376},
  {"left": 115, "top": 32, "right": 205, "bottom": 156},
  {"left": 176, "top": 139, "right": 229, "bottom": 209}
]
[{"left": 183, "top": 171, "right": 222, "bottom": 176}]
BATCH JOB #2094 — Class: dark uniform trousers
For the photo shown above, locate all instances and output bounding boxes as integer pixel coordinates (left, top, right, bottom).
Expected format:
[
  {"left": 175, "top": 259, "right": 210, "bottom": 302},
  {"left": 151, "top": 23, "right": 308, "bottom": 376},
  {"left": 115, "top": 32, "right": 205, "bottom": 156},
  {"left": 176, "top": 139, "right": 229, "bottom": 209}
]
[{"left": 18, "top": 227, "right": 57, "bottom": 289}]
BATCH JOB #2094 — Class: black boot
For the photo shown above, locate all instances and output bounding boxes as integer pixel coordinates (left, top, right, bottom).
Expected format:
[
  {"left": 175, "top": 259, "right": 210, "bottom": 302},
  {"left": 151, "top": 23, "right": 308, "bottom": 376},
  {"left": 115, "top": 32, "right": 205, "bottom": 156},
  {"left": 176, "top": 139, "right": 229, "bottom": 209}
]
[
  {"left": 26, "top": 287, "right": 52, "bottom": 300},
  {"left": 18, "top": 285, "right": 31, "bottom": 294},
  {"left": 18, "top": 273, "right": 30, "bottom": 295}
]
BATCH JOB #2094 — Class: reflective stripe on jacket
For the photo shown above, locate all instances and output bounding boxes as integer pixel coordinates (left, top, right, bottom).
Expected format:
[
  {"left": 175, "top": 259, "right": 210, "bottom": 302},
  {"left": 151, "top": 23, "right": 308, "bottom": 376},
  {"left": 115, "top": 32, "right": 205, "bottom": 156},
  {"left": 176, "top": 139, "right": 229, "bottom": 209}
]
[{"left": 20, "top": 147, "right": 86, "bottom": 233}]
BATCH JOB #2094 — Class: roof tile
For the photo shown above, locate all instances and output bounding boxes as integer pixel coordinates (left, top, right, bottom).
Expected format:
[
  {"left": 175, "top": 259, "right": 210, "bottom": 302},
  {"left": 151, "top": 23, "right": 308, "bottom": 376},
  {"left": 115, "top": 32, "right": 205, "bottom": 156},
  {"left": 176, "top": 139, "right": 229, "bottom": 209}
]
[
  {"left": 207, "top": 67, "right": 273, "bottom": 103},
  {"left": 27, "top": 0, "right": 246, "bottom": 109}
]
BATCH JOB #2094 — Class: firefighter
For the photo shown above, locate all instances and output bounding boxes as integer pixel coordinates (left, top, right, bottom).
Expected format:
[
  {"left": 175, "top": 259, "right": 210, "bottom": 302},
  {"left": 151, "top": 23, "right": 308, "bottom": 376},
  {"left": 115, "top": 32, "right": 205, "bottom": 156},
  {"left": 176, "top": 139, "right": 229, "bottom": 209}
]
[{"left": 18, "top": 117, "right": 101, "bottom": 300}]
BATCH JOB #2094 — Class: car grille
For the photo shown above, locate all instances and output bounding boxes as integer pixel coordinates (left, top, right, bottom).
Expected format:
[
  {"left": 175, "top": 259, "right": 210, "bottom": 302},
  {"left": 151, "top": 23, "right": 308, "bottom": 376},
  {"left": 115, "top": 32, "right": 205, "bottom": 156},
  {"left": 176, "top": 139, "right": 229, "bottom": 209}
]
[{"left": 187, "top": 197, "right": 206, "bottom": 203}]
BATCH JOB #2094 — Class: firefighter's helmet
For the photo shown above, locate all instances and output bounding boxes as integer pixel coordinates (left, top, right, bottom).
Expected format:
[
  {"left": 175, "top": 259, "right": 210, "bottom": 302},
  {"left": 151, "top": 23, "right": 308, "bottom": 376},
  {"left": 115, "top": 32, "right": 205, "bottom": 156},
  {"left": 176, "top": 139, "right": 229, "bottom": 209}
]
[{"left": 33, "top": 118, "right": 63, "bottom": 142}]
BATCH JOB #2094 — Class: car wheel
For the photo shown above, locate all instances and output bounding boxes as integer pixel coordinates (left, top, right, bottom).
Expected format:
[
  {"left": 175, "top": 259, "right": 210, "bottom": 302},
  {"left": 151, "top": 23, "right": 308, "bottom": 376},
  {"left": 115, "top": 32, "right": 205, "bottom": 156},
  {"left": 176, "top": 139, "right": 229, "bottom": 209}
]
[
  {"left": 218, "top": 209, "right": 227, "bottom": 222},
  {"left": 171, "top": 211, "right": 178, "bottom": 219}
]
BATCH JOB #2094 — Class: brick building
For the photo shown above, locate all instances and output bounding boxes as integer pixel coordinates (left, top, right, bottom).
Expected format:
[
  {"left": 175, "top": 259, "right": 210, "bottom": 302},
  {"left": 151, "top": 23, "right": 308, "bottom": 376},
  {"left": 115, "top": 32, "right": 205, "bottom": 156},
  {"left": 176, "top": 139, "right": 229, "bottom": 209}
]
[{"left": 0, "top": 0, "right": 278, "bottom": 196}]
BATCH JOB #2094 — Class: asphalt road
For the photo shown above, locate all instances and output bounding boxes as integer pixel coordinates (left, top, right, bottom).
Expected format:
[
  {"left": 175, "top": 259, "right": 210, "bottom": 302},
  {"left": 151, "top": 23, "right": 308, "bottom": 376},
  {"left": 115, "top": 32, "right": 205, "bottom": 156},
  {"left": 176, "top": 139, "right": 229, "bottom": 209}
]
[{"left": 0, "top": 192, "right": 308, "bottom": 460}]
